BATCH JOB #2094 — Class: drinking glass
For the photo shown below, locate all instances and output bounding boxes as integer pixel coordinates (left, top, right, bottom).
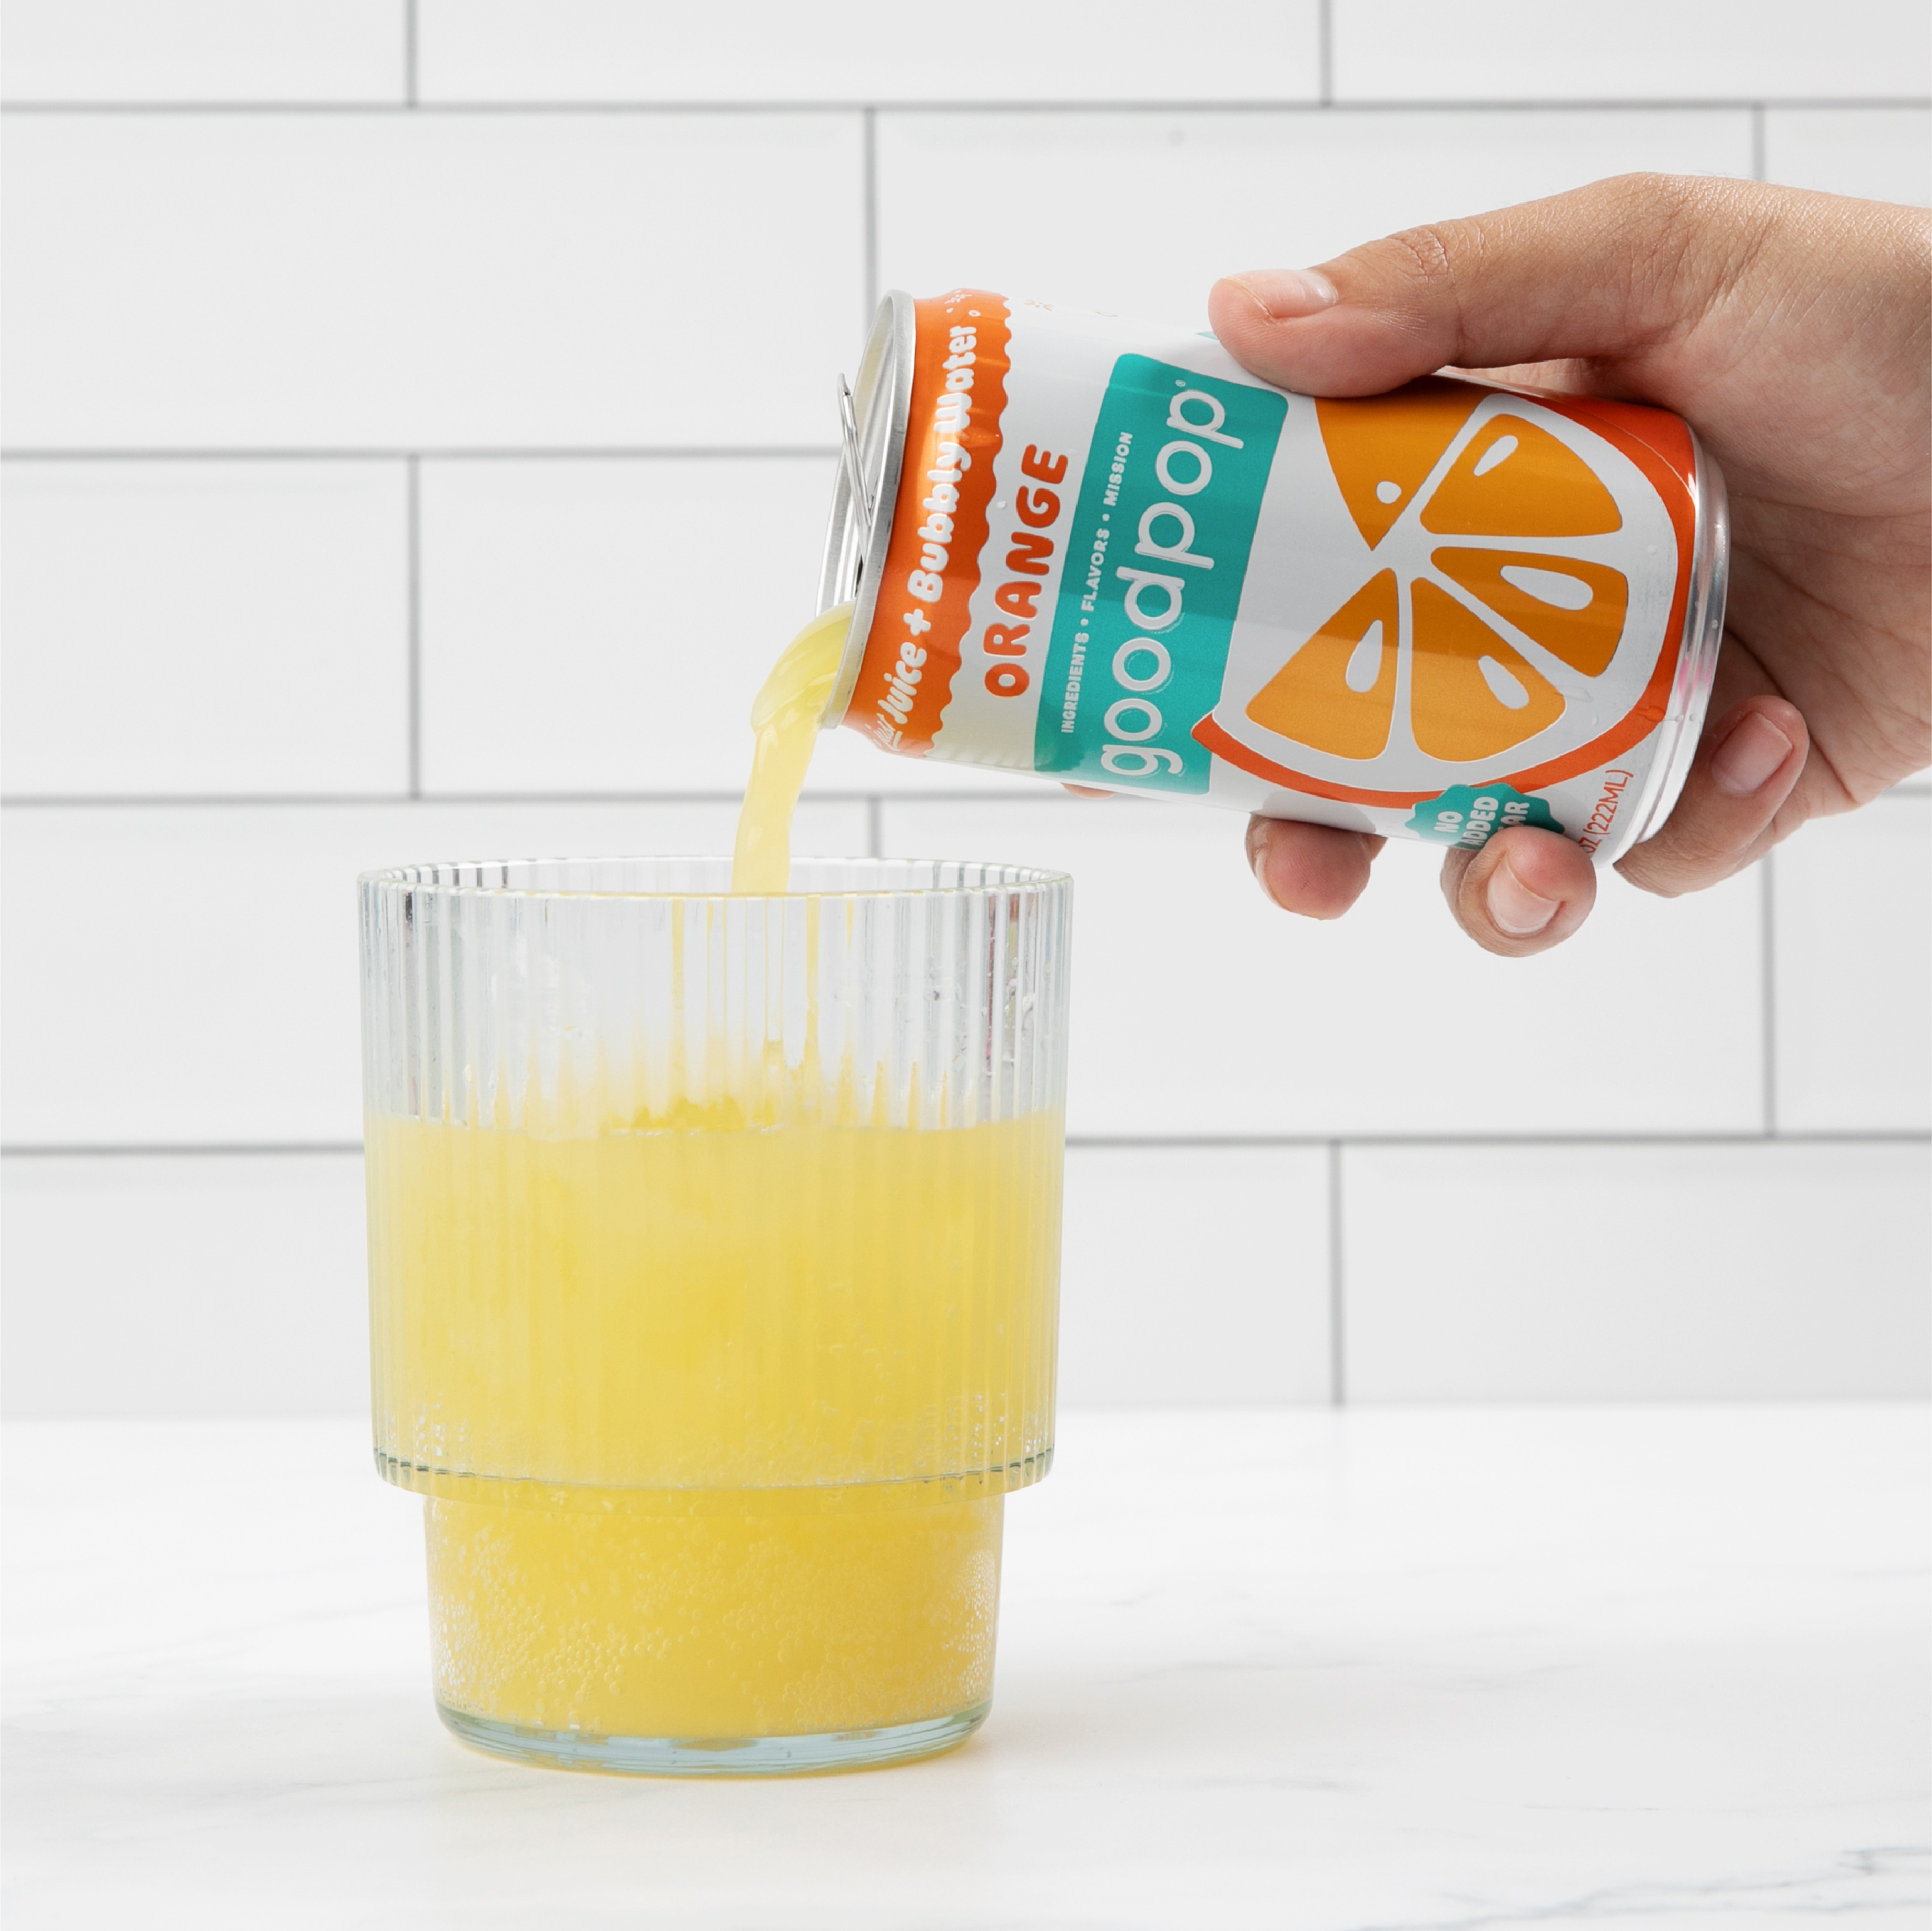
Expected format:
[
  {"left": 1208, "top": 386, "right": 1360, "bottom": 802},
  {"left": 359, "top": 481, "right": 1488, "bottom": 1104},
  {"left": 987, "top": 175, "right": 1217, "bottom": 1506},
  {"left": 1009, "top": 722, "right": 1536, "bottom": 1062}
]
[{"left": 360, "top": 856, "right": 1071, "bottom": 1773}]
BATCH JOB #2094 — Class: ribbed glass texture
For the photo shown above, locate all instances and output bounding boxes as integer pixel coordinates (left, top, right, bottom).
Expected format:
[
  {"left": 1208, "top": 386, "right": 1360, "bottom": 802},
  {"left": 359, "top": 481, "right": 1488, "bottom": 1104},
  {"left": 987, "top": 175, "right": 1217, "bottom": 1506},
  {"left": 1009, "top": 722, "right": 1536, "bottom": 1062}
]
[{"left": 360, "top": 857, "right": 1072, "bottom": 1502}]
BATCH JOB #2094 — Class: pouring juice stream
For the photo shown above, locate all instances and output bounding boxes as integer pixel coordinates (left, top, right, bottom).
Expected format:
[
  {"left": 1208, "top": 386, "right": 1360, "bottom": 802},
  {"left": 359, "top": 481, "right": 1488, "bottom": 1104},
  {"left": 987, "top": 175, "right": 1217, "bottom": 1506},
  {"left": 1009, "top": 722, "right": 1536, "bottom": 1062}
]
[{"left": 729, "top": 601, "right": 855, "bottom": 894}]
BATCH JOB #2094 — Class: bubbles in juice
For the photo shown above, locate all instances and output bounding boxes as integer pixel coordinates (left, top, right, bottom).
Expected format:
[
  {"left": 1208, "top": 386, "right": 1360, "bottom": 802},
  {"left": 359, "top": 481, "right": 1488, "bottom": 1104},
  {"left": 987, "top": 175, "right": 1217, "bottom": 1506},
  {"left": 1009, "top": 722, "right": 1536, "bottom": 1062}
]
[
  {"left": 368, "top": 1106, "right": 1061, "bottom": 1493},
  {"left": 426, "top": 1486, "right": 1003, "bottom": 1739},
  {"left": 372, "top": 1100, "right": 1056, "bottom": 1742}
]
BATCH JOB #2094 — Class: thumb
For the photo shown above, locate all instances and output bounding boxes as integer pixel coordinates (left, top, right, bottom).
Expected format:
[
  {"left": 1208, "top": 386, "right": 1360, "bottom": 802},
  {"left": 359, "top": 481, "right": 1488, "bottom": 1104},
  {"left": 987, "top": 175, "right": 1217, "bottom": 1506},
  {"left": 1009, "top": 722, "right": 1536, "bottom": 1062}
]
[{"left": 1206, "top": 172, "right": 1761, "bottom": 398}]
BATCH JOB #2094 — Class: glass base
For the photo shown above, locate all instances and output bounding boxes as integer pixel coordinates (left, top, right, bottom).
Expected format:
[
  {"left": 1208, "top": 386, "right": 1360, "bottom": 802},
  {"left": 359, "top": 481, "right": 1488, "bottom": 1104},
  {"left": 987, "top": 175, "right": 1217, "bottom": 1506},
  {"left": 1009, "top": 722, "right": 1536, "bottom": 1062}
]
[{"left": 439, "top": 1698, "right": 989, "bottom": 1777}]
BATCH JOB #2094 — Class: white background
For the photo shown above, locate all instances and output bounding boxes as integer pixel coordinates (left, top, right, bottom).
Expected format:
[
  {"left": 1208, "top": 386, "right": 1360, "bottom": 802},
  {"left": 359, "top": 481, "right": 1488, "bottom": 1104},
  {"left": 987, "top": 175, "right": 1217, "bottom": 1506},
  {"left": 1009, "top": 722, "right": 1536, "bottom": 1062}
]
[{"left": 2, "top": 0, "right": 1927, "bottom": 1415}]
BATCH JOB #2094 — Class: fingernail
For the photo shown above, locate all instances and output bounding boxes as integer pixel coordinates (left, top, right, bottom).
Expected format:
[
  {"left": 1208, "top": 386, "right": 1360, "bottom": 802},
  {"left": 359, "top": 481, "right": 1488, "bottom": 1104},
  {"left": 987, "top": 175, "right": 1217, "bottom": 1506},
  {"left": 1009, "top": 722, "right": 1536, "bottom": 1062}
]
[
  {"left": 1247, "top": 822, "right": 1282, "bottom": 908},
  {"left": 1486, "top": 855, "right": 1559, "bottom": 937},
  {"left": 1712, "top": 712, "right": 1794, "bottom": 796},
  {"left": 1232, "top": 268, "right": 1339, "bottom": 320}
]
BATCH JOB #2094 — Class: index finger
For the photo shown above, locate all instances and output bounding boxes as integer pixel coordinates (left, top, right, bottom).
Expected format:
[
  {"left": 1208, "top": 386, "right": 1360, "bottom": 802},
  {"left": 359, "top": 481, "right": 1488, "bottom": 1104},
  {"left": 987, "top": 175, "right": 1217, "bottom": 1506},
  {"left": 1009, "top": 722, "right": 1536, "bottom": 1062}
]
[{"left": 1204, "top": 173, "right": 1776, "bottom": 401}]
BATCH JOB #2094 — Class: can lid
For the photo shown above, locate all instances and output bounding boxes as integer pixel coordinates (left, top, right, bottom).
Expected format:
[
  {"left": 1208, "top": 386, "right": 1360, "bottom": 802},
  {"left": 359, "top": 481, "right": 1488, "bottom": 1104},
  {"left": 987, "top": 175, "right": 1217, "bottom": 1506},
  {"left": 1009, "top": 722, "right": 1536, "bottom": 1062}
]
[{"left": 817, "top": 291, "right": 913, "bottom": 731}]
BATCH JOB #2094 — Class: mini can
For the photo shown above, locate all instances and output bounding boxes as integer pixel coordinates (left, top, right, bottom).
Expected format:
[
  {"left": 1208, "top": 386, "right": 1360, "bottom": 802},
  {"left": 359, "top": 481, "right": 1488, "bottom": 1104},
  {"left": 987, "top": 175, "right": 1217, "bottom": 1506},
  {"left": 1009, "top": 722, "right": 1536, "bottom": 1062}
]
[{"left": 819, "top": 290, "right": 1728, "bottom": 863}]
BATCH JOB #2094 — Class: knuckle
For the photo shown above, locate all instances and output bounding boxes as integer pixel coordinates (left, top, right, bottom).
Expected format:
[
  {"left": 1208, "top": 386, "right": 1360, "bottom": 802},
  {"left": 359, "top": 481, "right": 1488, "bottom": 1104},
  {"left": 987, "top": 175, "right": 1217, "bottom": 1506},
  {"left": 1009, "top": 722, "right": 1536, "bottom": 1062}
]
[
  {"left": 1617, "top": 828, "right": 1750, "bottom": 897},
  {"left": 1378, "top": 216, "right": 1493, "bottom": 364},
  {"left": 1438, "top": 846, "right": 1476, "bottom": 906},
  {"left": 1659, "top": 813, "right": 1761, "bottom": 876},
  {"left": 1615, "top": 856, "right": 1696, "bottom": 899},
  {"left": 1385, "top": 221, "right": 1459, "bottom": 289}
]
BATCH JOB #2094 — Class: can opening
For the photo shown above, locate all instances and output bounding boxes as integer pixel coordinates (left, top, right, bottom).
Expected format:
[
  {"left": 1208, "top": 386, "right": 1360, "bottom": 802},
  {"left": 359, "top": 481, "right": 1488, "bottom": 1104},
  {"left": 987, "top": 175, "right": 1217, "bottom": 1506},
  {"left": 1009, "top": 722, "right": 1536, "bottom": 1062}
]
[
  {"left": 835, "top": 375, "right": 872, "bottom": 554},
  {"left": 816, "top": 292, "right": 913, "bottom": 733}
]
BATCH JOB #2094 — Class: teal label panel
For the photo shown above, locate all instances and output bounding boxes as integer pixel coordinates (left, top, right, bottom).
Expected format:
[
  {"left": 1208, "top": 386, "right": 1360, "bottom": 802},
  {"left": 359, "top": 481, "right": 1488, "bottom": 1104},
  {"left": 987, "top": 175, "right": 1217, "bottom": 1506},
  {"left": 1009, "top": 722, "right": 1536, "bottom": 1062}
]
[{"left": 1034, "top": 356, "right": 1286, "bottom": 792}]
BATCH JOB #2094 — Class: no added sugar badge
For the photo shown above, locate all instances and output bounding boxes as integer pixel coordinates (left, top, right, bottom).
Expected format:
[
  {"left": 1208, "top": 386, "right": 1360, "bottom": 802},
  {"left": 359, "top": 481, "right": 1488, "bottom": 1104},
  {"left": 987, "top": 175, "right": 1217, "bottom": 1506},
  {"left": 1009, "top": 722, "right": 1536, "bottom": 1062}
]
[{"left": 1407, "top": 781, "right": 1563, "bottom": 850}]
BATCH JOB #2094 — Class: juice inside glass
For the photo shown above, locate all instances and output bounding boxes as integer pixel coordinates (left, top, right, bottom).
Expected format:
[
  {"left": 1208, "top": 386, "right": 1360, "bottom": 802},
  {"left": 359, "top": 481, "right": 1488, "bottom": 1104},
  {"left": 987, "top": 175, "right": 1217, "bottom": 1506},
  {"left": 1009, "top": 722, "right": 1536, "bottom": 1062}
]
[{"left": 360, "top": 856, "right": 1071, "bottom": 1773}]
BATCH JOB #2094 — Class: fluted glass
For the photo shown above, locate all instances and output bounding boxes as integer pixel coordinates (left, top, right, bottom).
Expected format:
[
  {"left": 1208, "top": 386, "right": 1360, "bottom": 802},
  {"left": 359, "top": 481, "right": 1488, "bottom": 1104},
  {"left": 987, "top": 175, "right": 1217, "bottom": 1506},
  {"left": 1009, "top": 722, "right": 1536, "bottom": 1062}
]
[{"left": 360, "top": 856, "right": 1071, "bottom": 1773}]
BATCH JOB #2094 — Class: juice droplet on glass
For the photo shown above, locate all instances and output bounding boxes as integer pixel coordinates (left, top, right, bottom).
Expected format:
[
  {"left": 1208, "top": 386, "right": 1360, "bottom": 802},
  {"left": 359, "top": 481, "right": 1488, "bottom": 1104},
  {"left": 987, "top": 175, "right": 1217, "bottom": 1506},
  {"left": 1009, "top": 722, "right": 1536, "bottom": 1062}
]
[{"left": 731, "top": 602, "right": 855, "bottom": 894}]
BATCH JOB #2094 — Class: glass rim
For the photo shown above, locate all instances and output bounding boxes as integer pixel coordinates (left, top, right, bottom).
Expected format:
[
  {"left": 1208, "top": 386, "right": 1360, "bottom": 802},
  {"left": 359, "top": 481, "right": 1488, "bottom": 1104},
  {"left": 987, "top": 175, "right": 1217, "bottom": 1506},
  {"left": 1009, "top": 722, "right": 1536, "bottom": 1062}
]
[{"left": 356, "top": 854, "right": 1073, "bottom": 903}]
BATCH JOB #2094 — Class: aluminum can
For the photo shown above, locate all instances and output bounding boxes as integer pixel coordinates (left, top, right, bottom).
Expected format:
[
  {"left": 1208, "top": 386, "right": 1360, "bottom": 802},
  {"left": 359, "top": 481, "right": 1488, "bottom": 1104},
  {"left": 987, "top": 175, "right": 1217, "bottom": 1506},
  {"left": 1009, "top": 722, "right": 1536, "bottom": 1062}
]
[{"left": 820, "top": 290, "right": 1727, "bottom": 862}]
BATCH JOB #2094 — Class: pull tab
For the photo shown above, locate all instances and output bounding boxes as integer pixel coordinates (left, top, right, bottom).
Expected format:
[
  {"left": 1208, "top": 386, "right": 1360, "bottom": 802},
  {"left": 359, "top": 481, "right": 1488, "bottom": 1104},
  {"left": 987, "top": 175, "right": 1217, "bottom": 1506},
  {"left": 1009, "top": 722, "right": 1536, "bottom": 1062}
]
[{"left": 836, "top": 373, "right": 872, "bottom": 550}]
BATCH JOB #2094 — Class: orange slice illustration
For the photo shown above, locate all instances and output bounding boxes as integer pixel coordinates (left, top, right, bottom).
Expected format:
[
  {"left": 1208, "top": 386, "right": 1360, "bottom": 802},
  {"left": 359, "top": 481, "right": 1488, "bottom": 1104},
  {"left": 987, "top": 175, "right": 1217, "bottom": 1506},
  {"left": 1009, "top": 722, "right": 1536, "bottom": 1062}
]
[
  {"left": 1422, "top": 415, "right": 1621, "bottom": 538},
  {"left": 1431, "top": 548, "right": 1628, "bottom": 677},
  {"left": 1316, "top": 378, "right": 1484, "bottom": 549},
  {"left": 1244, "top": 570, "right": 1399, "bottom": 758},
  {"left": 1409, "top": 580, "right": 1565, "bottom": 760},
  {"left": 1200, "top": 376, "right": 1694, "bottom": 806}
]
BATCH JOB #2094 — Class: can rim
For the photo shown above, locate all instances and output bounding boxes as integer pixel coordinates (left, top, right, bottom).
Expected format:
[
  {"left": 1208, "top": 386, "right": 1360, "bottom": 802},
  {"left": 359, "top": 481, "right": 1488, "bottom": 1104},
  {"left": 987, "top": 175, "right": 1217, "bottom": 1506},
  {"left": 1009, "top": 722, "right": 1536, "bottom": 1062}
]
[
  {"left": 816, "top": 291, "right": 914, "bottom": 732},
  {"left": 1611, "top": 429, "right": 1729, "bottom": 857}
]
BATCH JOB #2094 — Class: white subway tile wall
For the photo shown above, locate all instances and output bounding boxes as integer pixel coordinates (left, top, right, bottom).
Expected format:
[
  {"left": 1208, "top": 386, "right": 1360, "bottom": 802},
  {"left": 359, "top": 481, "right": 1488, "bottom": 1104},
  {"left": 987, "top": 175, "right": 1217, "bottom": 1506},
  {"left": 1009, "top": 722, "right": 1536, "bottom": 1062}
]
[
  {"left": 1344, "top": 1142, "right": 1931, "bottom": 1400},
  {"left": 2, "top": 1153, "right": 370, "bottom": 1415},
  {"left": 1, "top": 0, "right": 406, "bottom": 104},
  {"left": 1762, "top": 107, "right": 1932, "bottom": 204},
  {"left": 2, "top": 3, "right": 1925, "bottom": 1413},
  {"left": 1058, "top": 1146, "right": 1334, "bottom": 1405},
  {"left": 410, "top": 0, "right": 1325, "bottom": 105},
  {"left": 1772, "top": 796, "right": 1932, "bottom": 1134},
  {"left": 1331, "top": 0, "right": 1930, "bottom": 102},
  {"left": 877, "top": 110, "right": 1759, "bottom": 322},
  {"left": 2, "top": 114, "right": 867, "bottom": 449},
  {"left": 2, "top": 461, "right": 410, "bottom": 796}
]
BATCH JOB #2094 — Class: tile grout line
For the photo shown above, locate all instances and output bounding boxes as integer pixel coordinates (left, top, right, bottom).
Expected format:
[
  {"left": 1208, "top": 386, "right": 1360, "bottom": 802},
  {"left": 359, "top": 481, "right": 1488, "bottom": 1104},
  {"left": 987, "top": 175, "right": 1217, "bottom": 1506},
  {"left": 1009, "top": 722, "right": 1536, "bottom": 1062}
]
[
  {"left": 404, "top": 0, "right": 417, "bottom": 108},
  {"left": 1318, "top": 0, "right": 1334, "bottom": 108},
  {"left": 2, "top": 1143, "right": 368, "bottom": 1159},
  {"left": 1761, "top": 850, "right": 1778, "bottom": 1135},
  {"left": 865, "top": 797, "right": 884, "bottom": 859},
  {"left": 1068, "top": 1128, "right": 1930, "bottom": 1148},
  {"left": 2, "top": 447, "right": 844, "bottom": 463},
  {"left": 0, "top": 785, "right": 1047, "bottom": 807},
  {"left": 405, "top": 456, "right": 422, "bottom": 800},
  {"left": 1750, "top": 101, "right": 1766, "bottom": 179},
  {"left": 9, "top": 1128, "right": 1927, "bottom": 1160},
  {"left": 1327, "top": 1140, "right": 1347, "bottom": 1407},
  {"left": 8, "top": 785, "right": 1929, "bottom": 811},
  {"left": 4, "top": 95, "right": 1925, "bottom": 114}
]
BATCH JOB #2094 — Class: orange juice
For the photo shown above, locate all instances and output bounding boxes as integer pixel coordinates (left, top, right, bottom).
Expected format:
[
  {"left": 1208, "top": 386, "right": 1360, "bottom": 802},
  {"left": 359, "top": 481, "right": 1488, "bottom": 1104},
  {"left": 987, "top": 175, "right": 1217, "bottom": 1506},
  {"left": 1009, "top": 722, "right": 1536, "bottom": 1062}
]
[
  {"left": 367, "top": 1108, "right": 1060, "bottom": 1498},
  {"left": 368, "top": 1100, "right": 1061, "bottom": 1761},
  {"left": 423, "top": 1486, "right": 1003, "bottom": 1745}
]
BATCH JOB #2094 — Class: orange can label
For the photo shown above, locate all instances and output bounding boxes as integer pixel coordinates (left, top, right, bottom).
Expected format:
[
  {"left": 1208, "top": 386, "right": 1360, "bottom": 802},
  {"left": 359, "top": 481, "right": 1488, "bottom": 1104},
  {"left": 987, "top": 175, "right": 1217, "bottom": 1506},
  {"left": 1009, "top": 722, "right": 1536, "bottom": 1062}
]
[{"left": 837, "top": 292, "right": 1722, "bottom": 862}]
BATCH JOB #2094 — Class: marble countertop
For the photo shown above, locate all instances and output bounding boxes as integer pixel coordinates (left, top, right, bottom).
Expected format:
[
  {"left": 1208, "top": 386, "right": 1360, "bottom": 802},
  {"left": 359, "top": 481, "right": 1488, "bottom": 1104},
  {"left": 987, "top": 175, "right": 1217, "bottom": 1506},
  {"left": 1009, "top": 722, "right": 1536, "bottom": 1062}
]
[{"left": 5, "top": 1406, "right": 1926, "bottom": 1929}]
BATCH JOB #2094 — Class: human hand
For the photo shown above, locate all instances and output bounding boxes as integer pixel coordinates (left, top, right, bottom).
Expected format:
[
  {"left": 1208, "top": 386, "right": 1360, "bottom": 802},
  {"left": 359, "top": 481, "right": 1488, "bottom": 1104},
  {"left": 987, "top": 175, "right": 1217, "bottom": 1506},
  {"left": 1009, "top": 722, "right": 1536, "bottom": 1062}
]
[{"left": 1208, "top": 174, "right": 1930, "bottom": 955}]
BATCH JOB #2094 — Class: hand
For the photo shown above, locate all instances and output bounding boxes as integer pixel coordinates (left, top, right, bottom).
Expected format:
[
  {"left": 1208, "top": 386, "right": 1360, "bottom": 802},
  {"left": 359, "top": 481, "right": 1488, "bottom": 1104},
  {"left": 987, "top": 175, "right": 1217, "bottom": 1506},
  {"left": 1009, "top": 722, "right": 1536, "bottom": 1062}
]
[{"left": 1208, "top": 174, "right": 1930, "bottom": 956}]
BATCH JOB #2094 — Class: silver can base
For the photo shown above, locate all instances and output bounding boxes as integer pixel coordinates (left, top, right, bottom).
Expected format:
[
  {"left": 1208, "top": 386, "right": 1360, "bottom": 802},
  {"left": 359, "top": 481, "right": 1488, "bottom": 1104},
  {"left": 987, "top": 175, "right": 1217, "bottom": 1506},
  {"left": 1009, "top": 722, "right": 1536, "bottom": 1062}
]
[
  {"left": 438, "top": 1698, "right": 989, "bottom": 1777},
  {"left": 1610, "top": 432, "right": 1731, "bottom": 859}
]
